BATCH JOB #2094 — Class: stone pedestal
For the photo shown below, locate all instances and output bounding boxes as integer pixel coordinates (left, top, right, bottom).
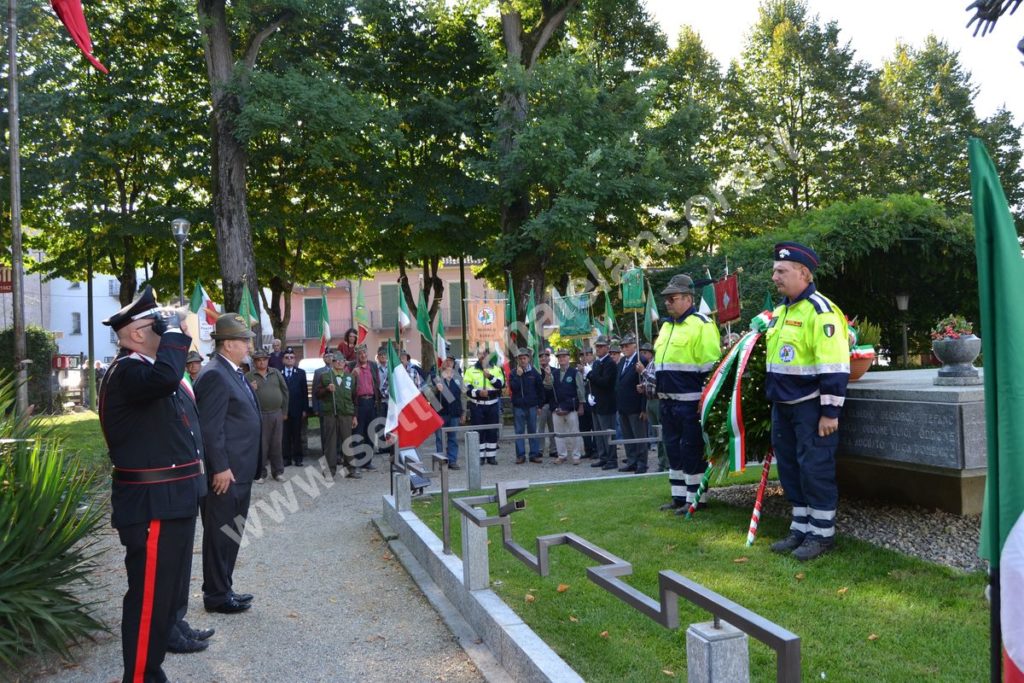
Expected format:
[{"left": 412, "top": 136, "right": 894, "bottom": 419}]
[
  {"left": 838, "top": 369, "right": 986, "bottom": 514},
  {"left": 461, "top": 507, "right": 489, "bottom": 590},
  {"left": 393, "top": 473, "right": 411, "bottom": 512},
  {"left": 465, "top": 430, "right": 481, "bottom": 491},
  {"left": 685, "top": 620, "right": 749, "bottom": 683}
]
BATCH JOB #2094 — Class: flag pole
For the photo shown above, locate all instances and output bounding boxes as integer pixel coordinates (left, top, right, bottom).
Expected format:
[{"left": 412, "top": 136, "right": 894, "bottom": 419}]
[
  {"left": 724, "top": 257, "right": 732, "bottom": 339},
  {"left": 7, "top": 0, "right": 29, "bottom": 416}
]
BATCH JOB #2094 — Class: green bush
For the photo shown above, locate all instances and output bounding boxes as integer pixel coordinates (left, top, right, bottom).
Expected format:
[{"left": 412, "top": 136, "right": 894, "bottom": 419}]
[
  {"left": 0, "top": 376, "right": 105, "bottom": 669},
  {"left": 0, "top": 326, "right": 59, "bottom": 413}
]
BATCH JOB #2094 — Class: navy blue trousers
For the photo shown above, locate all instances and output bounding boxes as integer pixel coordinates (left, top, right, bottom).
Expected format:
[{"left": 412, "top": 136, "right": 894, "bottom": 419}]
[
  {"left": 660, "top": 399, "right": 706, "bottom": 505},
  {"left": 771, "top": 400, "right": 839, "bottom": 540}
]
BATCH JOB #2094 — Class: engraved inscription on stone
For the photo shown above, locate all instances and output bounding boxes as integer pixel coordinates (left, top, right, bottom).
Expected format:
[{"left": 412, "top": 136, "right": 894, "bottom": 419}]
[{"left": 838, "top": 399, "right": 964, "bottom": 469}]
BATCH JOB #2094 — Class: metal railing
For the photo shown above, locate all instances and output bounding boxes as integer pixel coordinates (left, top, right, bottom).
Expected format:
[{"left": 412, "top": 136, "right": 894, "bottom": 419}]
[{"left": 449, "top": 480, "right": 801, "bottom": 682}]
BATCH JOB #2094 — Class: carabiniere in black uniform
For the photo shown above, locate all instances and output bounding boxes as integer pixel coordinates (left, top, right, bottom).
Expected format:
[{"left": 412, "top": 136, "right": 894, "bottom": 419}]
[{"left": 98, "top": 287, "right": 206, "bottom": 683}]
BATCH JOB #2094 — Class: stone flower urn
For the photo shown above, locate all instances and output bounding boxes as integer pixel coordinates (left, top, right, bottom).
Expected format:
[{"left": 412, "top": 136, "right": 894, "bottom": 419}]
[{"left": 932, "top": 335, "right": 982, "bottom": 385}]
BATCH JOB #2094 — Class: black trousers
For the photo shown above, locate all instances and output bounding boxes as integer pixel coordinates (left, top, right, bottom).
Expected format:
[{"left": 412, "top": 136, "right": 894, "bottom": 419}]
[
  {"left": 200, "top": 482, "right": 252, "bottom": 606},
  {"left": 118, "top": 515, "right": 196, "bottom": 683},
  {"left": 282, "top": 413, "right": 304, "bottom": 463}
]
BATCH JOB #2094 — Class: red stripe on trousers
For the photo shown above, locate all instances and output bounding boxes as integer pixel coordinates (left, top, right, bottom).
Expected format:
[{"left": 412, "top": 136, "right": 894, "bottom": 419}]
[{"left": 132, "top": 519, "right": 161, "bottom": 683}]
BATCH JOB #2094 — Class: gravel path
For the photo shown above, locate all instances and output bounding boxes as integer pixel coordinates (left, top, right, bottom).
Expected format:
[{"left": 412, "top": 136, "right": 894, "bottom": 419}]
[
  {"left": 709, "top": 481, "right": 985, "bottom": 573},
  {"left": 20, "top": 441, "right": 984, "bottom": 682}
]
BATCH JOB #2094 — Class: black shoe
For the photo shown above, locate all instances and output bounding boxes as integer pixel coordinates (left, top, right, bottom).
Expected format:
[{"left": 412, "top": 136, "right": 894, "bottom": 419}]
[
  {"left": 590, "top": 461, "right": 606, "bottom": 468},
  {"left": 515, "top": 457, "right": 526, "bottom": 464},
  {"left": 488, "top": 457, "right": 498, "bottom": 465},
  {"left": 529, "top": 457, "right": 542, "bottom": 464},
  {"left": 792, "top": 537, "right": 835, "bottom": 562},
  {"left": 448, "top": 463, "right": 461, "bottom": 470},
  {"left": 675, "top": 501, "right": 708, "bottom": 515},
  {"left": 180, "top": 621, "right": 215, "bottom": 641},
  {"left": 635, "top": 468, "right": 648, "bottom": 474},
  {"left": 204, "top": 597, "right": 251, "bottom": 614},
  {"left": 282, "top": 460, "right": 293, "bottom": 467},
  {"left": 770, "top": 533, "right": 805, "bottom": 554},
  {"left": 618, "top": 464, "right": 636, "bottom": 472},
  {"left": 363, "top": 462, "right": 377, "bottom": 471},
  {"left": 659, "top": 501, "right": 683, "bottom": 511},
  {"left": 231, "top": 592, "right": 253, "bottom": 603},
  {"left": 346, "top": 469, "right": 362, "bottom": 479},
  {"left": 601, "top": 463, "right": 618, "bottom": 470},
  {"left": 167, "top": 637, "right": 208, "bottom": 654},
  {"left": 293, "top": 460, "right": 304, "bottom": 467}
]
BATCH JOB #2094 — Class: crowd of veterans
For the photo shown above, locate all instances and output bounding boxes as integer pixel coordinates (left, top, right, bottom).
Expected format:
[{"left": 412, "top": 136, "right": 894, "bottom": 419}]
[{"left": 95, "top": 241, "right": 846, "bottom": 681}]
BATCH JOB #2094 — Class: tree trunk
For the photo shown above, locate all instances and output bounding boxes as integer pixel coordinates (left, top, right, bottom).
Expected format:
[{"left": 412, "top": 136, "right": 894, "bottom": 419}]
[
  {"left": 198, "top": 0, "right": 293, "bottom": 334},
  {"left": 117, "top": 236, "right": 138, "bottom": 306}
]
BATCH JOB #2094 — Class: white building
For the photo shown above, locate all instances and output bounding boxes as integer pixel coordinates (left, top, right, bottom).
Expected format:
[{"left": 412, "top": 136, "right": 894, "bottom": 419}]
[{"left": 48, "top": 274, "right": 133, "bottom": 363}]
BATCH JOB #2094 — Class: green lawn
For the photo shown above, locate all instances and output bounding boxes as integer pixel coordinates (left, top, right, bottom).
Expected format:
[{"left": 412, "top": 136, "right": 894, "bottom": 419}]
[
  {"left": 36, "top": 411, "right": 109, "bottom": 473},
  {"left": 413, "top": 476, "right": 987, "bottom": 683}
]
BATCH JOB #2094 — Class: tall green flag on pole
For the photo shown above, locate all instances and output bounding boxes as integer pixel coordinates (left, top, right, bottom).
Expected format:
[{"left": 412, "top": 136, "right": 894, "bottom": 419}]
[
  {"left": 240, "top": 281, "right": 258, "bottom": 330},
  {"left": 603, "top": 290, "right": 616, "bottom": 336},
  {"left": 318, "top": 292, "right": 331, "bottom": 355},
  {"left": 643, "top": 282, "right": 660, "bottom": 341},
  {"left": 527, "top": 287, "right": 539, "bottom": 368},
  {"left": 971, "top": 137, "right": 1024, "bottom": 681},
  {"left": 416, "top": 289, "right": 433, "bottom": 345},
  {"left": 354, "top": 280, "right": 370, "bottom": 344},
  {"left": 699, "top": 267, "right": 716, "bottom": 316},
  {"left": 763, "top": 291, "right": 775, "bottom": 312}
]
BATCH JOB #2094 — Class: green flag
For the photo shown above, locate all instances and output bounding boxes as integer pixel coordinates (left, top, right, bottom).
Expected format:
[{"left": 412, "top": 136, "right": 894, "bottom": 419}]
[
  {"left": 527, "top": 287, "right": 539, "bottom": 368},
  {"left": 763, "top": 291, "right": 775, "bottom": 312},
  {"left": 435, "top": 313, "right": 447, "bottom": 361},
  {"left": 554, "top": 288, "right": 591, "bottom": 338},
  {"left": 416, "top": 289, "right": 433, "bottom": 345},
  {"left": 643, "top": 282, "right": 660, "bottom": 341},
  {"left": 354, "top": 280, "right": 370, "bottom": 344},
  {"left": 603, "top": 290, "right": 616, "bottom": 336},
  {"left": 240, "top": 282, "right": 258, "bottom": 328},
  {"left": 973, "top": 137, "right": 1024, "bottom": 568},
  {"left": 621, "top": 267, "right": 645, "bottom": 312}
]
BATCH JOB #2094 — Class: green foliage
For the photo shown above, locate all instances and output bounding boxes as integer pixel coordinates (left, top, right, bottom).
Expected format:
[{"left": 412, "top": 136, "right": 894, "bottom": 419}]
[
  {"left": 931, "top": 314, "right": 974, "bottom": 340},
  {"left": 0, "top": 378, "right": 105, "bottom": 670},
  {"left": 417, "top": 477, "right": 987, "bottom": 682},
  {"left": 674, "top": 194, "right": 977, "bottom": 358},
  {"left": 702, "top": 334, "right": 772, "bottom": 470},
  {"left": 0, "top": 326, "right": 59, "bottom": 413},
  {"left": 855, "top": 319, "right": 882, "bottom": 347}
]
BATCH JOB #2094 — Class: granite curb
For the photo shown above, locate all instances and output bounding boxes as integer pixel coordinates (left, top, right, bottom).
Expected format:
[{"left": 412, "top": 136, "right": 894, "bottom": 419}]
[{"left": 381, "top": 495, "right": 584, "bottom": 683}]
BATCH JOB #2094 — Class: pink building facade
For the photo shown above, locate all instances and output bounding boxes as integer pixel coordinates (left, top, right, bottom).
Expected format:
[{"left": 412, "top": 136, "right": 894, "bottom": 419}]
[{"left": 282, "top": 259, "right": 500, "bottom": 363}]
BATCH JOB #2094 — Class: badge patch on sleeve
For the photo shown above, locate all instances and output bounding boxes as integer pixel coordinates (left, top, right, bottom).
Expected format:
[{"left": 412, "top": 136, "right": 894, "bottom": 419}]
[{"left": 823, "top": 324, "right": 835, "bottom": 338}]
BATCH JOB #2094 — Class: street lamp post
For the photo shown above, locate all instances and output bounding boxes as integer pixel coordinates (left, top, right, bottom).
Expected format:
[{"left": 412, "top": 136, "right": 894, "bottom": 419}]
[
  {"left": 171, "top": 218, "right": 191, "bottom": 305},
  {"left": 895, "top": 293, "right": 910, "bottom": 367}
]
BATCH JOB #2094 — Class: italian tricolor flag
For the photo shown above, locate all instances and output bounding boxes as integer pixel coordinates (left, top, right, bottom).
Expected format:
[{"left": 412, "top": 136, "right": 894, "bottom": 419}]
[
  {"left": 385, "top": 340, "right": 442, "bottom": 448},
  {"left": 318, "top": 293, "right": 331, "bottom": 355}
]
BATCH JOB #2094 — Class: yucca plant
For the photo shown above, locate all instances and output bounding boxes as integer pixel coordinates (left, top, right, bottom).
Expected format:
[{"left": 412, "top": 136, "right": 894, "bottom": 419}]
[{"left": 0, "top": 376, "right": 106, "bottom": 669}]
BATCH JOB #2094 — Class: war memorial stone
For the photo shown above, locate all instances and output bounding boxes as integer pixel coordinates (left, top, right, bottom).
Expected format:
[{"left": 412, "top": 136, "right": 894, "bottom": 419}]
[{"left": 837, "top": 368, "right": 986, "bottom": 514}]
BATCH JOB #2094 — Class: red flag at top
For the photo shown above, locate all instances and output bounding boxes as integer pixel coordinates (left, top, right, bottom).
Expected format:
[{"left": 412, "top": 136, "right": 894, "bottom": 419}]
[
  {"left": 51, "top": 0, "right": 109, "bottom": 74},
  {"left": 714, "top": 274, "right": 741, "bottom": 324}
]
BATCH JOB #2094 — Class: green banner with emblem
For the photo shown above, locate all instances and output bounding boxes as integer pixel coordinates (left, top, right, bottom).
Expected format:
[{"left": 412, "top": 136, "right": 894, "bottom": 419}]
[
  {"left": 554, "top": 291, "right": 592, "bottom": 338},
  {"left": 621, "top": 268, "right": 645, "bottom": 312}
]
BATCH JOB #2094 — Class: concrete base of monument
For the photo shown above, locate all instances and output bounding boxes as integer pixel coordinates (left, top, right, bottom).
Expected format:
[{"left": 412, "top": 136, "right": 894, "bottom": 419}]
[{"left": 838, "top": 369, "right": 986, "bottom": 515}]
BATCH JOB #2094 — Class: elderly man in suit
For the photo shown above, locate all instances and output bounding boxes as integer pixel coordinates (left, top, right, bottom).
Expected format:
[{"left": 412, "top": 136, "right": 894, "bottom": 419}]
[
  {"left": 587, "top": 335, "right": 619, "bottom": 470},
  {"left": 280, "top": 347, "right": 308, "bottom": 467},
  {"left": 195, "top": 313, "right": 262, "bottom": 614},
  {"left": 616, "top": 334, "right": 648, "bottom": 473}
]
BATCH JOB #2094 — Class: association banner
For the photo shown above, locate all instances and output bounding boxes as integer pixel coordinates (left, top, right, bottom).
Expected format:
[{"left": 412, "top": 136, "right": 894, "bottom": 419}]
[
  {"left": 555, "top": 292, "right": 591, "bottom": 338},
  {"left": 714, "top": 274, "right": 741, "bottom": 324},
  {"left": 466, "top": 298, "right": 506, "bottom": 346},
  {"left": 621, "top": 268, "right": 645, "bottom": 312}
]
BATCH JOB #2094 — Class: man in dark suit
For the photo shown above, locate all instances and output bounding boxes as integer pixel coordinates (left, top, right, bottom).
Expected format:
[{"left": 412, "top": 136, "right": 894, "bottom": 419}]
[
  {"left": 587, "top": 335, "right": 619, "bottom": 470},
  {"left": 194, "top": 313, "right": 262, "bottom": 614},
  {"left": 310, "top": 349, "right": 334, "bottom": 465},
  {"left": 280, "top": 347, "right": 308, "bottom": 466},
  {"left": 99, "top": 286, "right": 211, "bottom": 682},
  {"left": 615, "top": 334, "right": 648, "bottom": 473}
]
